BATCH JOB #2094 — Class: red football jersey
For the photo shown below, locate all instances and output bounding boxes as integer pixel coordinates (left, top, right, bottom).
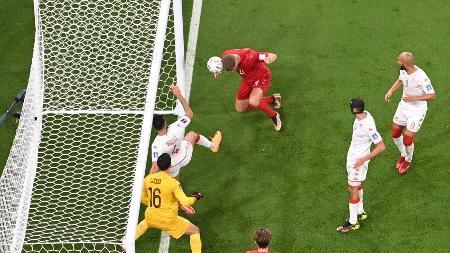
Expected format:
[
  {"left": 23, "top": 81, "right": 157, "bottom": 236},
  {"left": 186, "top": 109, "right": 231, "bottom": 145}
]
[
  {"left": 222, "top": 48, "right": 270, "bottom": 82},
  {"left": 246, "top": 250, "right": 271, "bottom": 253}
]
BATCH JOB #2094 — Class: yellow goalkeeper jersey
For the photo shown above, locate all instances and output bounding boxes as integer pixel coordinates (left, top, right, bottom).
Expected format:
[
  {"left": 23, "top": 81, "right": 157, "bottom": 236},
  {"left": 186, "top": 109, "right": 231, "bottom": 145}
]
[{"left": 141, "top": 171, "right": 196, "bottom": 223}]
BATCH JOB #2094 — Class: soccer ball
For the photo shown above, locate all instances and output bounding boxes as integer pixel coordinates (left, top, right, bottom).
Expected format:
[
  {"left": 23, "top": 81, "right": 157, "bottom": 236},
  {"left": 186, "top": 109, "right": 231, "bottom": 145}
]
[{"left": 207, "top": 56, "right": 223, "bottom": 73}]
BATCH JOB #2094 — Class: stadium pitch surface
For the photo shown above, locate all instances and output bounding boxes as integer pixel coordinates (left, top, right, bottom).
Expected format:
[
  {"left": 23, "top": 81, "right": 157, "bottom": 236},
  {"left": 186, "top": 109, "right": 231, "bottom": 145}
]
[{"left": 1, "top": 0, "right": 449, "bottom": 252}]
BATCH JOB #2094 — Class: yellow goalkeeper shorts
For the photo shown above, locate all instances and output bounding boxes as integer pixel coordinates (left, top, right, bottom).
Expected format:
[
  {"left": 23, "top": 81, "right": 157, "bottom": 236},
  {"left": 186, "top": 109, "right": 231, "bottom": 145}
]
[{"left": 146, "top": 216, "right": 190, "bottom": 239}]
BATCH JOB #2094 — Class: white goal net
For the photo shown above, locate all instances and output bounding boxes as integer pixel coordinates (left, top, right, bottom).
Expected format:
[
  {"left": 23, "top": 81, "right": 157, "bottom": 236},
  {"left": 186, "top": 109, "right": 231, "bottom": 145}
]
[{"left": 0, "top": 0, "right": 187, "bottom": 252}]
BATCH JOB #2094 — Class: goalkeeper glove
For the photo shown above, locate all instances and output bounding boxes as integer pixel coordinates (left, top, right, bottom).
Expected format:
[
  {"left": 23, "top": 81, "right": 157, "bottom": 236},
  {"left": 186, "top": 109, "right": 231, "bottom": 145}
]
[
  {"left": 180, "top": 204, "right": 196, "bottom": 215},
  {"left": 192, "top": 192, "right": 204, "bottom": 200}
]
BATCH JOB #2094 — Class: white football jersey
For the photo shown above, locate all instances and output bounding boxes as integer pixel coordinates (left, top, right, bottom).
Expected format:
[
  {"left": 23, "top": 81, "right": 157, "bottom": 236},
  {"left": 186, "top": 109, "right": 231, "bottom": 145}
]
[
  {"left": 399, "top": 65, "right": 435, "bottom": 109},
  {"left": 347, "top": 111, "right": 382, "bottom": 159},
  {"left": 151, "top": 116, "right": 191, "bottom": 163}
]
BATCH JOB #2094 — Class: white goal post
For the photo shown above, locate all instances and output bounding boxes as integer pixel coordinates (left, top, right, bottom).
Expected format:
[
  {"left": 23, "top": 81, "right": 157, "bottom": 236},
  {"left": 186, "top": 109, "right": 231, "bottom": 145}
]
[{"left": 0, "top": 0, "right": 189, "bottom": 252}]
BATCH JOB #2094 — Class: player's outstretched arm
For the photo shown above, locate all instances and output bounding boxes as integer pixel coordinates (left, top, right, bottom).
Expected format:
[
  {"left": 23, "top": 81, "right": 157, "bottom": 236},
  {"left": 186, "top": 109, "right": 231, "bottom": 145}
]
[
  {"left": 170, "top": 84, "right": 194, "bottom": 119},
  {"left": 385, "top": 79, "right": 403, "bottom": 102},
  {"left": 174, "top": 185, "right": 197, "bottom": 206},
  {"left": 353, "top": 140, "right": 386, "bottom": 168}
]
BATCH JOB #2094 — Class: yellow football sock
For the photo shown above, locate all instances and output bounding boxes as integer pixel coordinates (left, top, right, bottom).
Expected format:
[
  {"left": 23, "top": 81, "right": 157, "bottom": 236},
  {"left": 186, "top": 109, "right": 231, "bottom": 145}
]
[
  {"left": 190, "top": 233, "right": 202, "bottom": 253},
  {"left": 135, "top": 220, "right": 149, "bottom": 240}
]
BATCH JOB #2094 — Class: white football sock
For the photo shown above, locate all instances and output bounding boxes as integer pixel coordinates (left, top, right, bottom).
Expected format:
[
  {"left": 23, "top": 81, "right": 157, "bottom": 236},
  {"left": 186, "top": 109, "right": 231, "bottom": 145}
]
[
  {"left": 405, "top": 143, "right": 414, "bottom": 162},
  {"left": 196, "top": 135, "right": 213, "bottom": 149},
  {"left": 349, "top": 203, "right": 358, "bottom": 225},
  {"left": 393, "top": 136, "right": 407, "bottom": 157},
  {"left": 358, "top": 188, "right": 364, "bottom": 214}
]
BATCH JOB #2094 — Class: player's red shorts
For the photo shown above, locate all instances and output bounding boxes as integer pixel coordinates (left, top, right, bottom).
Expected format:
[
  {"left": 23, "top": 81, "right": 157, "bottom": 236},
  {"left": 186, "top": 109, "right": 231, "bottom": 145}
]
[{"left": 236, "top": 74, "right": 272, "bottom": 100}]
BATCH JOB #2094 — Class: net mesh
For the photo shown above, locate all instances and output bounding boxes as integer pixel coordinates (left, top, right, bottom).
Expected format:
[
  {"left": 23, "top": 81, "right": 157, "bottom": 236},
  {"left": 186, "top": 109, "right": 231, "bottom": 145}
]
[
  {"left": 0, "top": 0, "right": 182, "bottom": 252},
  {"left": 156, "top": 3, "right": 178, "bottom": 112},
  {"left": 0, "top": 36, "right": 43, "bottom": 253},
  {"left": 39, "top": 0, "right": 178, "bottom": 112}
]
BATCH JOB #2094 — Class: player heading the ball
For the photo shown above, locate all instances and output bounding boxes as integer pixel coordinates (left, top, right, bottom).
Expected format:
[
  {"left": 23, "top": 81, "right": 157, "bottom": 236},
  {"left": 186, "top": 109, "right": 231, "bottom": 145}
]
[{"left": 208, "top": 48, "right": 282, "bottom": 131}]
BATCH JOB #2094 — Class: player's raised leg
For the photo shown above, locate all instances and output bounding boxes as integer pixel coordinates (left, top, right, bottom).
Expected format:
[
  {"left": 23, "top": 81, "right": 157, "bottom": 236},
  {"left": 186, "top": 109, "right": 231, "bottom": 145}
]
[
  {"left": 249, "top": 88, "right": 282, "bottom": 131},
  {"left": 235, "top": 99, "right": 252, "bottom": 112},
  {"left": 235, "top": 93, "right": 281, "bottom": 113},
  {"left": 184, "top": 131, "right": 222, "bottom": 153}
]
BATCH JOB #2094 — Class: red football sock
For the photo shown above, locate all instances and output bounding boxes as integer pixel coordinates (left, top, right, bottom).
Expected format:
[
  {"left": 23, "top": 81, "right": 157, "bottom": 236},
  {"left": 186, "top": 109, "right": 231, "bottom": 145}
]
[
  {"left": 194, "top": 134, "right": 201, "bottom": 143},
  {"left": 257, "top": 98, "right": 277, "bottom": 118},
  {"left": 261, "top": 96, "right": 275, "bottom": 104}
]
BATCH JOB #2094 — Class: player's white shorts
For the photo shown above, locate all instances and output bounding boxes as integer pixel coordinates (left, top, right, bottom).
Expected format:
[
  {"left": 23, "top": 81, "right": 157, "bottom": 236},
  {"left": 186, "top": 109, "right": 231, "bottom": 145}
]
[
  {"left": 393, "top": 103, "right": 427, "bottom": 133},
  {"left": 168, "top": 140, "right": 193, "bottom": 177},
  {"left": 346, "top": 158, "right": 369, "bottom": 186}
]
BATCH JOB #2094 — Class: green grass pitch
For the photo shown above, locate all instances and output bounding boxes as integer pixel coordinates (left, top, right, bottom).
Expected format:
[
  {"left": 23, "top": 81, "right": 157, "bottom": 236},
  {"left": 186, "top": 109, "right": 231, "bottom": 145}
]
[{"left": 1, "top": 0, "right": 450, "bottom": 252}]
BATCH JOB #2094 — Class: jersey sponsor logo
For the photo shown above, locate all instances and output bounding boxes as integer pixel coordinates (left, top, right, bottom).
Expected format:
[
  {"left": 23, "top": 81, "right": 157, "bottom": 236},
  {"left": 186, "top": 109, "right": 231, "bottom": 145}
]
[
  {"left": 153, "top": 152, "right": 159, "bottom": 158},
  {"left": 253, "top": 80, "right": 259, "bottom": 87},
  {"left": 150, "top": 178, "right": 161, "bottom": 184},
  {"left": 181, "top": 118, "right": 188, "bottom": 124},
  {"left": 372, "top": 133, "right": 379, "bottom": 140},
  {"left": 426, "top": 84, "right": 433, "bottom": 91}
]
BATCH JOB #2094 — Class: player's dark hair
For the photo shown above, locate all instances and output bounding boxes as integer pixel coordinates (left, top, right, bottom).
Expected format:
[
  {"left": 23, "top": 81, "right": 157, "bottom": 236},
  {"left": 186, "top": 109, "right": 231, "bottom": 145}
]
[
  {"left": 253, "top": 228, "right": 272, "bottom": 249},
  {"left": 157, "top": 153, "right": 171, "bottom": 171},
  {"left": 222, "top": 55, "right": 236, "bottom": 71},
  {"left": 350, "top": 98, "right": 365, "bottom": 114},
  {"left": 153, "top": 114, "right": 166, "bottom": 130}
]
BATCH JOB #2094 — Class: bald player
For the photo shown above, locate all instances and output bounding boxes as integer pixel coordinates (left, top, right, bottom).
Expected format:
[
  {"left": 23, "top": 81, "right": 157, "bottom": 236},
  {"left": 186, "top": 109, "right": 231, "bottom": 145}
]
[{"left": 385, "top": 52, "right": 436, "bottom": 174}]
